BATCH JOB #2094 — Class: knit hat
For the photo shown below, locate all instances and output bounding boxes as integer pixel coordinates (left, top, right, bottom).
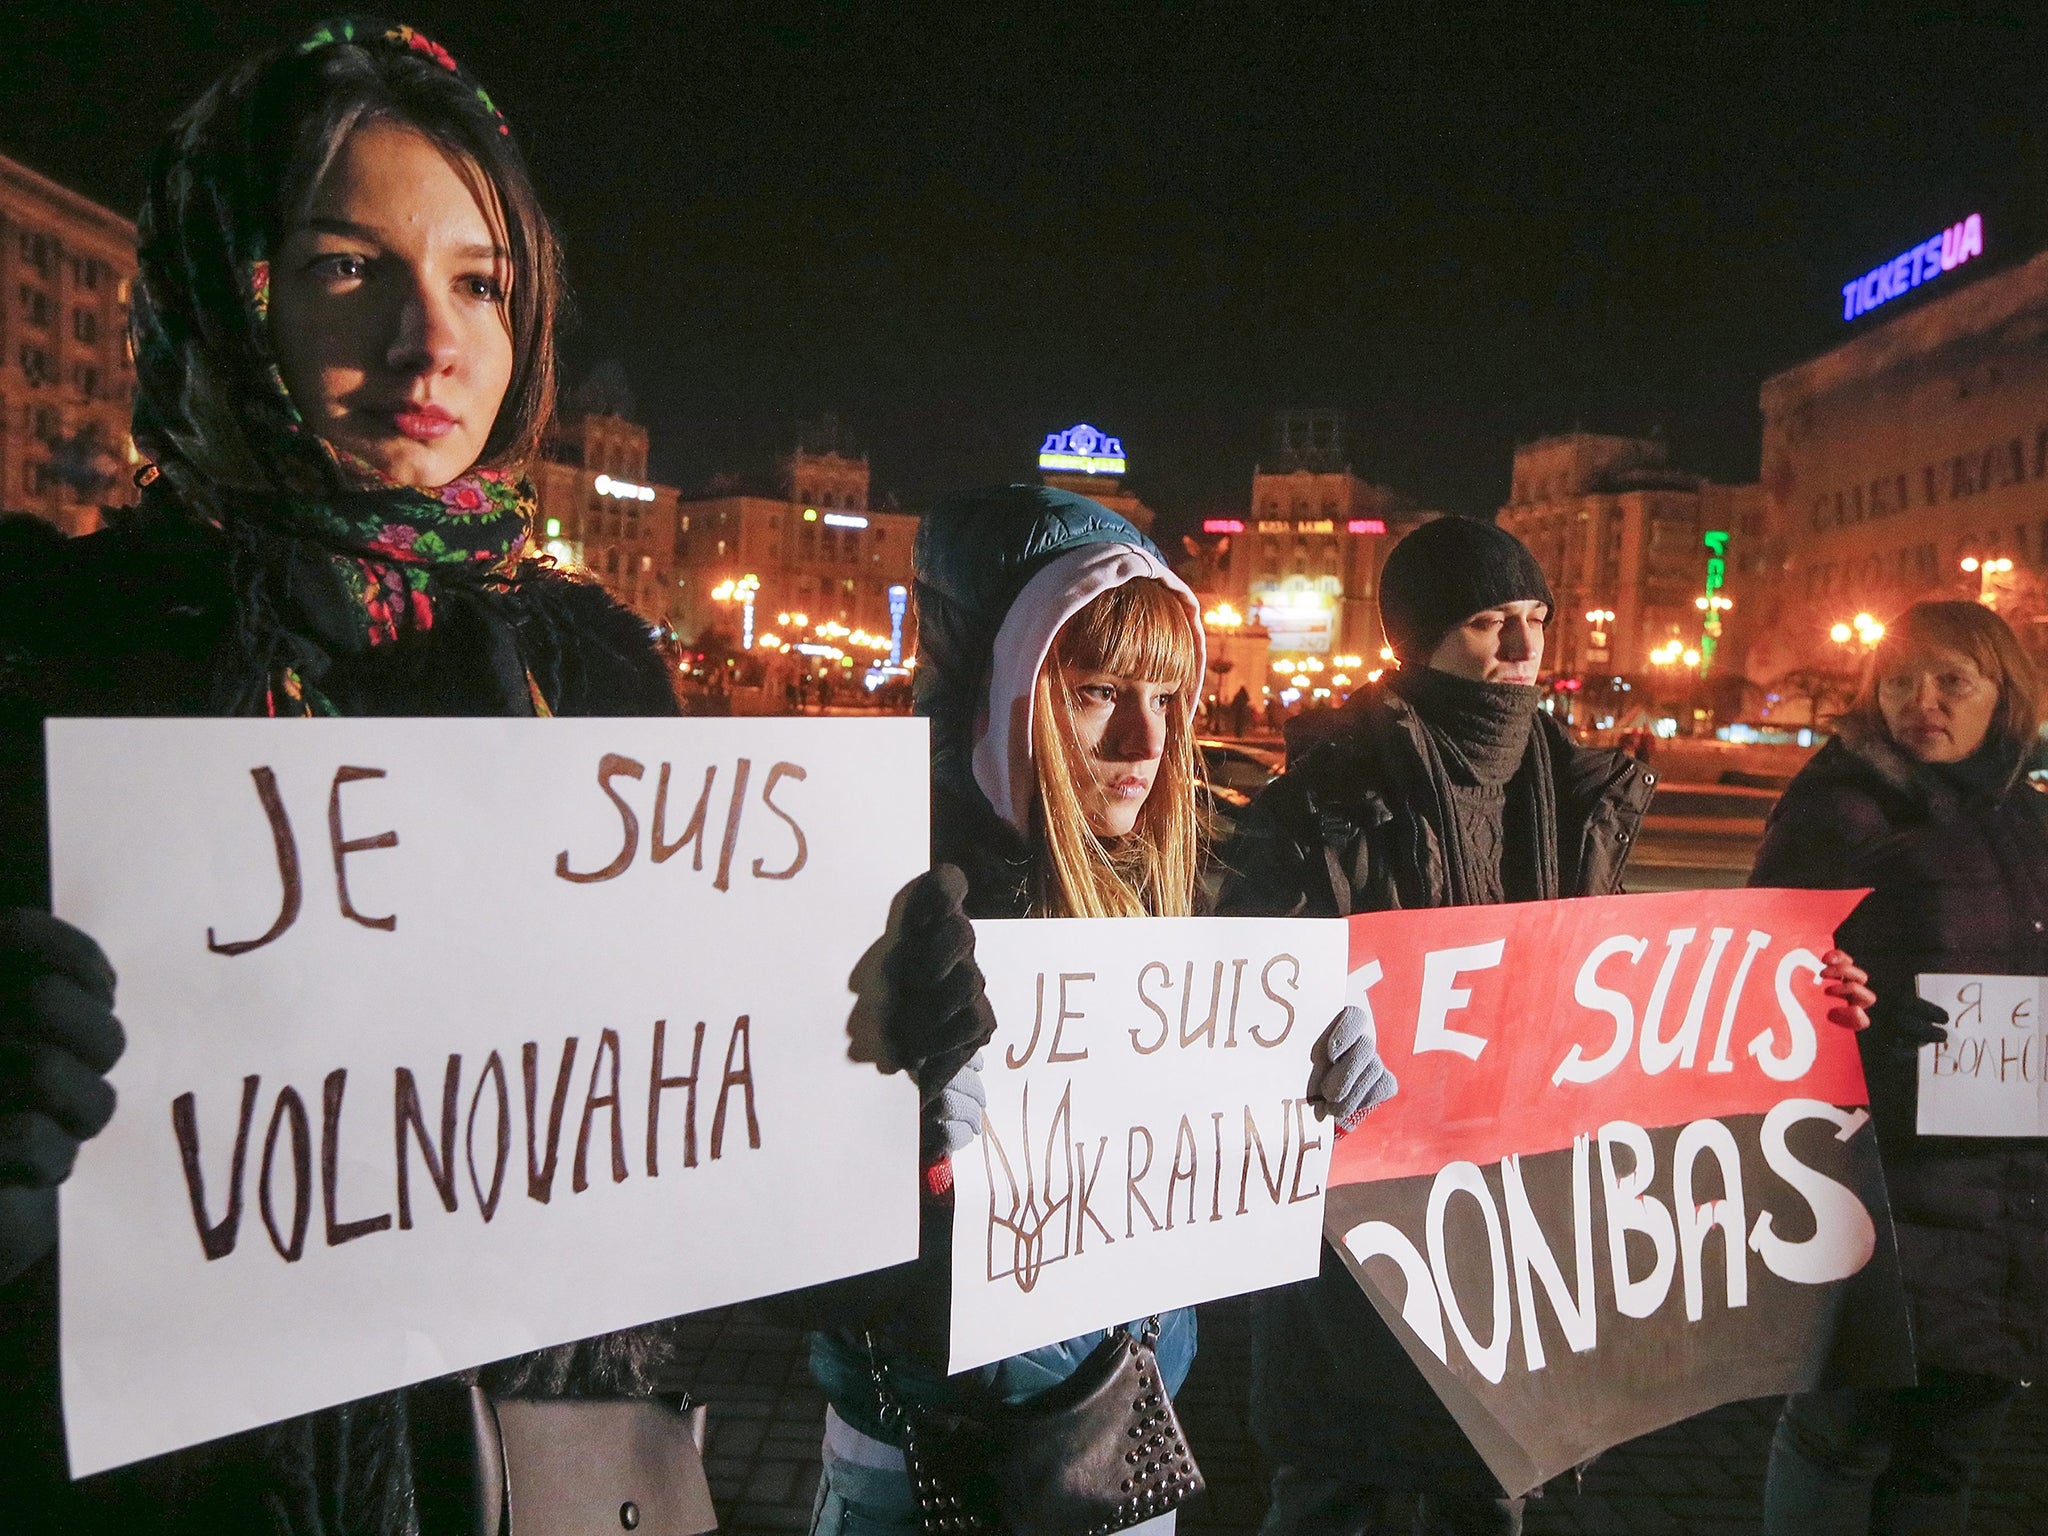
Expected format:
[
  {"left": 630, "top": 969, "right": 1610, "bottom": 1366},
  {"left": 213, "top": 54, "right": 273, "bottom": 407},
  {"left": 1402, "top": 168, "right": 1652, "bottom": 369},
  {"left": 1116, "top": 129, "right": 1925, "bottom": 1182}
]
[{"left": 1377, "top": 516, "right": 1555, "bottom": 665}]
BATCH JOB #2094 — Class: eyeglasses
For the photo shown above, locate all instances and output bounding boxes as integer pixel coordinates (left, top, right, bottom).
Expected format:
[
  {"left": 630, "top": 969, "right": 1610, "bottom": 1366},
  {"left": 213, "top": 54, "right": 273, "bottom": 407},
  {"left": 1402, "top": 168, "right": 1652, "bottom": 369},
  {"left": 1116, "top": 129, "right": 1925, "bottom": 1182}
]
[{"left": 1876, "top": 667, "right": 1988, "bottom": 703}]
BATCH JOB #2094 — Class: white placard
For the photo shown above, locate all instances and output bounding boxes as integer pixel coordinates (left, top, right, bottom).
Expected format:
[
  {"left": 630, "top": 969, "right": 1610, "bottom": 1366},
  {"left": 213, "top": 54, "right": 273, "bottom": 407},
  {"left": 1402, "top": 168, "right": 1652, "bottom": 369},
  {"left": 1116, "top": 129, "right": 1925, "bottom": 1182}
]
[
  {"left": 1915, "top": 972, "right": 2048, "bottom": 1136},
  {"left": 48, "top": 717, "right": 927, "bottom": 1477},
  {"left": 949, "top": 917, "right": 1348, "bottom": 1373}
]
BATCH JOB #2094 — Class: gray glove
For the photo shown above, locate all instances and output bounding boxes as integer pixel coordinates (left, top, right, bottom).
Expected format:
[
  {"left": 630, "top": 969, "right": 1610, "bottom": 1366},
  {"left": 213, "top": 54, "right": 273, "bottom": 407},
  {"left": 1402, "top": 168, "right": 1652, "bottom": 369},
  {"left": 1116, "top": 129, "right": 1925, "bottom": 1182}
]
[
  {"left": 928, "top": 1052, "right": 987, "bottom": 1156},
  {"left": 1309, "top": 1004, "right": 1397, "bottom": 1131}
]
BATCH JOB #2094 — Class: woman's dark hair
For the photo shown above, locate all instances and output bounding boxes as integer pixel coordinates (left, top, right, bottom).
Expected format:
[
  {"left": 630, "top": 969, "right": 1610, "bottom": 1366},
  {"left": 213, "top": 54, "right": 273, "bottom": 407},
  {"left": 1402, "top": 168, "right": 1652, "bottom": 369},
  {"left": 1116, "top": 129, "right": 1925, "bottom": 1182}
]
[
  {"left": 1843, "top": 599, "right": 2042, "bottom": 755},
  {"left": 132, "top": 22, "right": 563, "bottom": 493}
]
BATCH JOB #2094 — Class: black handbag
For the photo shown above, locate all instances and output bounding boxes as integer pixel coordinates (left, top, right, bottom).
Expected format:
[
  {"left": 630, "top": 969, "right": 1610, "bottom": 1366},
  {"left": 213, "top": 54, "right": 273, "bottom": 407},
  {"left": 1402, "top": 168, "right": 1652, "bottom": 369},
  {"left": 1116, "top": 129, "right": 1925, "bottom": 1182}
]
[{"left": 868, "top": 1320, "right": 1203, "bottom": 1536}]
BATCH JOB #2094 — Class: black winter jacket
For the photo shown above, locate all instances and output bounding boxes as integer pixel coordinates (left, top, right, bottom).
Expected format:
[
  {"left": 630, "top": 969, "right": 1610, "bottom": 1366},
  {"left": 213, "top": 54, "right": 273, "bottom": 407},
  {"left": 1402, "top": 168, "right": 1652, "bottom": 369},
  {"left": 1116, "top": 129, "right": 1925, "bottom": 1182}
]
[
  {"left": 0, "top": 513, "right": 682, "bottom": 1535},
  {"left": 1217, "top": 686, "right": 1654, "bottom": 920},
  {"left": 1750, "top": 724, "right": 2048, "bottom": 1382}
]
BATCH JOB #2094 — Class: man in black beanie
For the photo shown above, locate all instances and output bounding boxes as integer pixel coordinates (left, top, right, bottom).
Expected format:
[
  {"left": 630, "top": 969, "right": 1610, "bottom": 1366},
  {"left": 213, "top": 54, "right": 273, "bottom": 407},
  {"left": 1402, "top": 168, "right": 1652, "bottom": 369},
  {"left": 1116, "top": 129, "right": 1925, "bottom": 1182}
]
[{"left": 1217, "top": 516, "right": 1655, "bottom": 1534}]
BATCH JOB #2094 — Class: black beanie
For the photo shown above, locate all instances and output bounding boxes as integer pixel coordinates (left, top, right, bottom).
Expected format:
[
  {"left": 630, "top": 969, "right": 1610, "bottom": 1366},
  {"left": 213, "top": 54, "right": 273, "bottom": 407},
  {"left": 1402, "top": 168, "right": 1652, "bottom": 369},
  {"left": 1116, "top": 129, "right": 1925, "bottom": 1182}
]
[{"left": 1377, "top": 516, "right": 1555, "bottom": 664}]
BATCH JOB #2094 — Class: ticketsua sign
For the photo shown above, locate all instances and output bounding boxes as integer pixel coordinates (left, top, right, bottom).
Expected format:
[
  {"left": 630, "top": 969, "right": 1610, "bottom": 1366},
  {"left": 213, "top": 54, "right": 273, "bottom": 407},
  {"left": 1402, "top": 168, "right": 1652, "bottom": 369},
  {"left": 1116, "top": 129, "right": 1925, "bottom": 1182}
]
[{"left": 48, "top": 717, "right": 927, "bottom": 1477}]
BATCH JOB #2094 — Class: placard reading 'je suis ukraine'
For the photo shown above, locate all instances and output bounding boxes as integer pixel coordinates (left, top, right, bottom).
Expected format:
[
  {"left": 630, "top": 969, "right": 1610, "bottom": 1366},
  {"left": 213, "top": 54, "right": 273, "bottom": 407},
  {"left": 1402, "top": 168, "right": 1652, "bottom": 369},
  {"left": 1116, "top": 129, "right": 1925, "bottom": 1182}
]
[{"left": 48, "top": 717, "right": 926, "bottom": 1478}]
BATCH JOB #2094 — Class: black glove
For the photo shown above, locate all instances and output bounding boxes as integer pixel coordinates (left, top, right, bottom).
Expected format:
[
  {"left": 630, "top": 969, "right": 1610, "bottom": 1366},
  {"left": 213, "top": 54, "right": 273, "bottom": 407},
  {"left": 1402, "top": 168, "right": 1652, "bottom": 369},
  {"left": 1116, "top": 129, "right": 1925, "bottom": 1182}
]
[
  {"left": 882, "top": 865, "right": 997, "bottom": 1105},
  {"left": 1870, "top": 994, "right": 1949, "bottom": 1055},
  {"left": 1, "top": 911, "right": 125, "bottom": 1276}
]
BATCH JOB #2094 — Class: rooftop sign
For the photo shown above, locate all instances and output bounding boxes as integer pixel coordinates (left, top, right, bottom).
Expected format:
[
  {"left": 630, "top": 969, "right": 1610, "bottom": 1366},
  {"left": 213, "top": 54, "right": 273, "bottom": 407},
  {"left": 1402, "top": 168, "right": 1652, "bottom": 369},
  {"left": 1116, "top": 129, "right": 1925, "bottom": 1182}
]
[
  {"left": 1842, "top": 213, "right": 1982, "bottom": 322},
  {"left": 1038, "top": 423, "right": 1126, "bottom": 477}
]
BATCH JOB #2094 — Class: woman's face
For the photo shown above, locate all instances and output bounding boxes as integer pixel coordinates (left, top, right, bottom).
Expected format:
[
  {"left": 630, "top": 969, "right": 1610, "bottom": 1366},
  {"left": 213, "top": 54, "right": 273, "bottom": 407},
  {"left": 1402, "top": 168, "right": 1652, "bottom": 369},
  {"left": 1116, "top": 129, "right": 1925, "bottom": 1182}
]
[
  {"left": 1062, "top": 666, "right": 1178, "bottom": 839},
  {"left": 1876, "top": 642, "right": 1999, "bottom": 763},
  {"left": 269, "top": 121, "right": 514, "bottom": 488}
]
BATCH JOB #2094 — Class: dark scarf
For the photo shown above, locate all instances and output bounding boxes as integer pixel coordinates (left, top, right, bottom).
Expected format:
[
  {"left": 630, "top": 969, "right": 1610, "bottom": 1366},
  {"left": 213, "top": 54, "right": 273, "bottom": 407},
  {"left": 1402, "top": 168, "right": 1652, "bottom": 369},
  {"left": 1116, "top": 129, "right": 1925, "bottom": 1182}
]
[
  {"left": 1926, "top": 739, "right": 2023, "bottom": 807},
  {"left": 130, "top": 16, "right": 542, "bottom": 720},
  {"left": 1392, "top": 666, "right": 1560, "bottom": 905}
]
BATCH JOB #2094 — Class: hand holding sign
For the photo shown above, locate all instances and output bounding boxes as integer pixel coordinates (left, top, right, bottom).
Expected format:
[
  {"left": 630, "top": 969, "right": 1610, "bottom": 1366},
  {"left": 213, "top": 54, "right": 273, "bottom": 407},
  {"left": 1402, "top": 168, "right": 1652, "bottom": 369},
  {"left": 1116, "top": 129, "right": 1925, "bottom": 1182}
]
[
  {"left": 948, "top": 916, "right": 1347, "bottom": 1373},
  {"left": 1323, "top": 887, "right": 1913, "bottom": 1498},
  {"left": 49, "top": 717, "right": 928, "bottom": 1477},
  {"left": 0, "top": 909, "right": 126, "bottom": 1280}
]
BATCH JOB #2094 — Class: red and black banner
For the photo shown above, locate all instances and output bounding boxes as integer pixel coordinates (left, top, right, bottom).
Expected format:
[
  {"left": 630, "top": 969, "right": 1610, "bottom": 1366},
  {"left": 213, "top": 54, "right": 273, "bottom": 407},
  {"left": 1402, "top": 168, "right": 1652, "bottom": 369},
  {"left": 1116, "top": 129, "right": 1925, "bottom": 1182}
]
[{"left": 1328, "top": 887, "right": 1913, "bottom": 1496}]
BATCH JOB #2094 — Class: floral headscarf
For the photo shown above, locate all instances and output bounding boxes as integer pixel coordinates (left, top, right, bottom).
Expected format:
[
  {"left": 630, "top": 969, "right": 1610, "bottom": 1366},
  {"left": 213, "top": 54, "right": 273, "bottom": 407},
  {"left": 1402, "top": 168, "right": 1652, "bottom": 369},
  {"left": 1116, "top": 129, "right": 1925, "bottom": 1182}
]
[{"left": 131, "top": 17, "right": 546, "bottom": 715}]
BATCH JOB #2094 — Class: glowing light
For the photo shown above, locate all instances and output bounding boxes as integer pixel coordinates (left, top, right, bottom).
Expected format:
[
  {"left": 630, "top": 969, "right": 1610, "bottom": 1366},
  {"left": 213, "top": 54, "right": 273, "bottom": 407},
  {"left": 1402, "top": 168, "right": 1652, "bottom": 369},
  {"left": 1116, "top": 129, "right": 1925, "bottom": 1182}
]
[
  {"left": 1202, "top": 518, "right": 1245, "bottom": 534},
  {"left": 1291, "top": 673, "right": 1310, "bottom": 688},
  {"left": 1843, "top": 213, "right": 1983, "bottom": 322},
  {"left": 1830, "top": 623, "right": 1853, "bottom": 643},
  {"left": 1038, "top": 423, "right": 1127, "bottom": 476},
  {"left": 1346, "top": 518, "right": 1386, "bottom": 534},
  {"left": 1378, "top": 646, "right": 1395, "bottom": 662},
  {"left": 593, "top": 473, "right": 655, "bottom": 502},
  {"left": 804, "top": 508, "right": 819, "bottom": 521},
  {"left": 544, "top": 517, "right": 562, "bottom": 538},
  {"left": 757, "top": 632, "right": 782, "bottom": 649},
  {"left": 1961, "top": 557, "right": 1981, "bottom": 573},
  {"left": 1682, "top": 648, "right": 1701, "bottom": 667},
  {"left": 1203, "top": 601, "right": 1245, "bottom": 630},
  {"left": 888, "top": 584, "right": 908, "bottom": 664},
  {"left": 1331, "top": 674, "right": 1352, "bottom": 687},
  {"left": 823, "top": 512, "right": 868, "bottom": 529}
]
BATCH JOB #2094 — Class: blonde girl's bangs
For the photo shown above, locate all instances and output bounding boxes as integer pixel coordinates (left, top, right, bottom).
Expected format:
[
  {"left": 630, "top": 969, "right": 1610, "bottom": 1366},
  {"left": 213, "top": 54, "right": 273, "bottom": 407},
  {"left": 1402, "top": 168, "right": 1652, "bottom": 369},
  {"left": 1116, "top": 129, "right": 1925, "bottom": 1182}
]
[{"left": 1053, "top": 578, "right": 1201, "bottom": 698}]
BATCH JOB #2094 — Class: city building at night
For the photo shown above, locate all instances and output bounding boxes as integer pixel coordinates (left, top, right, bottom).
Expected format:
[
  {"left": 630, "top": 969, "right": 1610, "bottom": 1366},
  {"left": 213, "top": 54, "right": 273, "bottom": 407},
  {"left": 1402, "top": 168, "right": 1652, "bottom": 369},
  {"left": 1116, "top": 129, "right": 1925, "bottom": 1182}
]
[
  {"left": 670, "top": 432, "right": 916, "bottom": 670},
  {"left": 1498, "top": 432, "right": 1759, "bottom": 688},
  {"left": 1036, "top": 422, "right": 1154, "bottom": 533},
  {"left": 1179, "top": 411, "right": 1433, "bottom": 713},
  {"left": 1194, "top": 411, "right": 1429, "bottom": 656},
  {"left": 531, "top": 405, "right": 681, "bottom": 628},
  {"left": 0, "top": 151, "right": 139, "bottom": 535},
  {"left": 1747, "top": 240, "right": 2048, "bottom": 705}
]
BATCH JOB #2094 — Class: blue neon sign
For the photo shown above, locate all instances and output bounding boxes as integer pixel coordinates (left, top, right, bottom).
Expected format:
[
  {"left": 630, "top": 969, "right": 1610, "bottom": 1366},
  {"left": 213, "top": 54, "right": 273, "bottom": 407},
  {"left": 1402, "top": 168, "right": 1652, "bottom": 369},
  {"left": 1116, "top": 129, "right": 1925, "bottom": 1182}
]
[
  {"left": 1038, "top": 424, "right": 1127, "bottom": 476},
  {"left": 1842, "top": 213, "right": 1983, "bottom": 322}
]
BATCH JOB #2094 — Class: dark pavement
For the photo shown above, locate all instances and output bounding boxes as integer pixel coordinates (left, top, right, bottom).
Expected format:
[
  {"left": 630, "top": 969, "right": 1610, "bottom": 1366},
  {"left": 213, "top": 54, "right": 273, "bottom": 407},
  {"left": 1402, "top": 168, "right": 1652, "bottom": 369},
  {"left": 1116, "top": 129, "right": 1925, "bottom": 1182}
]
[{"left": 667, "top": 1296, "right": 2047, "bottom": 1535}]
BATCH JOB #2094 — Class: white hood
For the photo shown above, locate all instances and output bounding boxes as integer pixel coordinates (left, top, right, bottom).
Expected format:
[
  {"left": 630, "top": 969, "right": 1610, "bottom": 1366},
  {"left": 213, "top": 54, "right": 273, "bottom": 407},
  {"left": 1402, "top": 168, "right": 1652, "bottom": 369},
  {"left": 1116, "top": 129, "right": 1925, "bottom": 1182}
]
[{"left": 970, "top": 543, "right": 1206, "bottom": 836}]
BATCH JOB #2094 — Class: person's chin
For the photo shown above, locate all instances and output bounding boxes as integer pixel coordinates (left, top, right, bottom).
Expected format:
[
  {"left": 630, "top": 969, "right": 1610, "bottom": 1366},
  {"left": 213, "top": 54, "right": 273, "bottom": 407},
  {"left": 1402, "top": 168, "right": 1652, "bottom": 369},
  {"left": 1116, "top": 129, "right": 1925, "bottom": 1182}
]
[{"left": 322, "top": 420, "right": 473, "bottom": 488}]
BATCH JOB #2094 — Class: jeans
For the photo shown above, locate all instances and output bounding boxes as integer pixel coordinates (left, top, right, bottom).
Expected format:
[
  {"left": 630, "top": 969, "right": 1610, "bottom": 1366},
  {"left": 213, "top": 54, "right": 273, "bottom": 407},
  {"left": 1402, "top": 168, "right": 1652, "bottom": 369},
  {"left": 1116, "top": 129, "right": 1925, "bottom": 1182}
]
[
  {"left": 1259, "top": 1465, "right": 1523, "bottom": 1536},
  {"left": 1761, "top": 1369, "right": 2023, "bottom": 1535}
]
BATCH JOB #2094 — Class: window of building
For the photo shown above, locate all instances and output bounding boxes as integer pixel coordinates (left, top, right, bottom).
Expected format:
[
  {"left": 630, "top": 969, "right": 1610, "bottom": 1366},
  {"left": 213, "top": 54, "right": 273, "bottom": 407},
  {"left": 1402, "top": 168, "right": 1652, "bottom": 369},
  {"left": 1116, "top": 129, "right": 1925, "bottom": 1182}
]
[
  {"left": 73, "top": 308, "right": 98, "bottom": 344},
  {"left": 640, "top": 555, "right": 652, "bottom": 572},
  {"left": 19, "top": 234, "right": 54, "bottom": 278},
  {"left": 19, "top": 346, "right": 52, "bottom": 385},
  {"left": 72, "top": 364, "right": 100, "bottom": 397},
  {"left": 27, "top": 460, "right": 51, "bottom": 496},
  {"left": 605, "top": 548, "right": 619, "bottom": 575},
  {"left": 19, "top": 286, "right": 52, "bottom": 327}
]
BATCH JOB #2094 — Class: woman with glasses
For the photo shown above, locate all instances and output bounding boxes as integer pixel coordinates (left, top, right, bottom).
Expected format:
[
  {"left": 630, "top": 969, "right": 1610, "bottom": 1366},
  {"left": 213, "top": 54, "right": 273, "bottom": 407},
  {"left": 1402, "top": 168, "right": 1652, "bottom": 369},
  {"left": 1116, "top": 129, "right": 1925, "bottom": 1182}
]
[{"left": 1752, "top": 600, "right": 2048, "bottom": 1535}]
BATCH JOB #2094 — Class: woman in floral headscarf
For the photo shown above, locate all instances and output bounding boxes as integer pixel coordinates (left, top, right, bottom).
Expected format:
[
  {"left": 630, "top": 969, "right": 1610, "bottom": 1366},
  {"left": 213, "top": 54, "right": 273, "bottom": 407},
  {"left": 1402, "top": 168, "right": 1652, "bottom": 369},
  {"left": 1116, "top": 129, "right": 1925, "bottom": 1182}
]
[{"left": 0, "top": 19, "right": 681, "bottom": 1534}]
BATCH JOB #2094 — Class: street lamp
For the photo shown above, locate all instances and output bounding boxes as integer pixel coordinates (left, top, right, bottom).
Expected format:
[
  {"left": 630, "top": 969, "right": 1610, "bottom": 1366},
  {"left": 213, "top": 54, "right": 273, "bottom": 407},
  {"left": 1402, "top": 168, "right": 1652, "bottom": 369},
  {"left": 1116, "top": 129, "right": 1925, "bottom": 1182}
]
[
  {"left": 711, "top": 573, "right": 761, "bottom": 648},
  {"left": 1829, "top": 612, "right": 1885, "bottom": 651},
  {"left": 1961, "top": 555, "right": 2014, "bottom": 607},
  {"left": 1202, "top": 601, "right": 1245, "bottom": 631}
]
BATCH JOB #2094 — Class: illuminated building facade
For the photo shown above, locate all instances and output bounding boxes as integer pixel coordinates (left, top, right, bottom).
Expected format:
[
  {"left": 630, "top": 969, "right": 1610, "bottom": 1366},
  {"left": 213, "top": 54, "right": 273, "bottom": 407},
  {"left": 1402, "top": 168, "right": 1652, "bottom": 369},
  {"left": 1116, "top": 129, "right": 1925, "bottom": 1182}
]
[
  {"left": 1191, "top": 413, "right": 1430, "bottom": 664},
  {"left": 0, "top": 152, "right": 139, "bottom": 534},
  {"left": 1497, "top": 433, "right": 1759, "bottom": 683},
  {"left": 1746, "top": 242, "right": 2048, "bottom": 698},
  {"left": 670, "top": 442, "right": 917, "bottom": 666},
  {"left": 531, "top": 409, "right": 681, "bottom": 627},
  {"left": 1036, "top": 422, "right": 1155, "bottom": 533}
]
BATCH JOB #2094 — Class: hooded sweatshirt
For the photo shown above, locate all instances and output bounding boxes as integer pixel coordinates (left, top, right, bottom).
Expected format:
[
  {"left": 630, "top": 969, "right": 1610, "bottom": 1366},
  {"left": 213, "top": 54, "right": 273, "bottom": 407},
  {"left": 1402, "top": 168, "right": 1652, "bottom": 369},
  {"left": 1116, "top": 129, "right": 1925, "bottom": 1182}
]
[{"left": 808, "top": 485, "right": 1202, "bottom": 1442}]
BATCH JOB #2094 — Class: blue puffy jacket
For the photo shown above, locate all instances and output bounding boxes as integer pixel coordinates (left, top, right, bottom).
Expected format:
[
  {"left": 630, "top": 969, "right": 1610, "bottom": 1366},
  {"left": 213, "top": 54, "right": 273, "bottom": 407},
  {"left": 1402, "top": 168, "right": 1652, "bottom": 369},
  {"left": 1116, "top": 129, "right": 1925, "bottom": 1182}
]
[{"left": 809, "top": 485, "right": 1197, "bottom": 1444}]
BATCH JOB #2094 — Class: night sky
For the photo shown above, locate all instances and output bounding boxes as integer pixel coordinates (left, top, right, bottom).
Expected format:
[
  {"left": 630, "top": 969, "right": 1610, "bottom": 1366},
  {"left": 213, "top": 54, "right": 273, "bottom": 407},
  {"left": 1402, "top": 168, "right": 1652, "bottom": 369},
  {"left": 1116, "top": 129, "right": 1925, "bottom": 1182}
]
[{"left": 7, "top": 3, "right": 2046, "bottom": 533}]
